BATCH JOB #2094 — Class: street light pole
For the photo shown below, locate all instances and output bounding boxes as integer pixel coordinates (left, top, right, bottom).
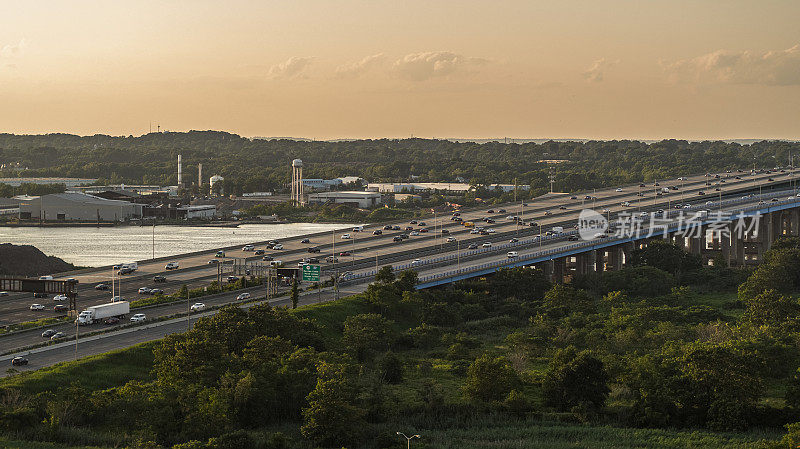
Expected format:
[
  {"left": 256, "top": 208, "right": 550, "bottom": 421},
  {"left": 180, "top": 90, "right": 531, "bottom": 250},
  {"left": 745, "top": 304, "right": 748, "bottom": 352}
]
[{"left": 397, "top": 432, "right": 420, "bottom": 449}]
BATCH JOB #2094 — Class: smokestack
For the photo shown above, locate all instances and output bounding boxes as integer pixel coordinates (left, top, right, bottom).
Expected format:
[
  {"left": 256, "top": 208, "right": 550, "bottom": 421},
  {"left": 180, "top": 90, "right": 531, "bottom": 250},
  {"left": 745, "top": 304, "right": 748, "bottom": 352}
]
[
  {"left": 198, "top": 164, "right": 203, "bottom": 187},
  {"left": 177, "top": 154, "right": 183, "bottom": 186}
]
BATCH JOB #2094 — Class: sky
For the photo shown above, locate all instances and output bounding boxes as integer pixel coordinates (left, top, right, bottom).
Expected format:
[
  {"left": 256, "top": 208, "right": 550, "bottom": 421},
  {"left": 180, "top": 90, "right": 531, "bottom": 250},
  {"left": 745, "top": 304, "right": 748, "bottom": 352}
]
[{"left": 1, "top": 0, "right": 799, "bottom": 140}]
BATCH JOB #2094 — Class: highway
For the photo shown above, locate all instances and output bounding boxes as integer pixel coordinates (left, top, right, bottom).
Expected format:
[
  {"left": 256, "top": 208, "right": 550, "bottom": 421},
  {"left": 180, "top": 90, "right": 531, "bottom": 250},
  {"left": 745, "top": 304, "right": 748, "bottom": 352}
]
[{"left": 1, "top": 168, "right": 797, "bottom": 361}]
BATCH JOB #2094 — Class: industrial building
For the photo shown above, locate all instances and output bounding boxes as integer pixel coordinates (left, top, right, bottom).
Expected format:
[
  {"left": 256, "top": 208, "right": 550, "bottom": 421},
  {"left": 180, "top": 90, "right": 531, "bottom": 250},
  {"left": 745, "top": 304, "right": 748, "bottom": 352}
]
[
  {"left": 18, "top": 192, "right": 144, "bottom": 222},
  {"left": 367, "top": 182, "right": 530, "bottom": 193},
  {"left": 307, "top": 191, "right": 382, "bottom": 208},
  {"left": 302, "top": 176, "right": 364, "bottom": 190}
]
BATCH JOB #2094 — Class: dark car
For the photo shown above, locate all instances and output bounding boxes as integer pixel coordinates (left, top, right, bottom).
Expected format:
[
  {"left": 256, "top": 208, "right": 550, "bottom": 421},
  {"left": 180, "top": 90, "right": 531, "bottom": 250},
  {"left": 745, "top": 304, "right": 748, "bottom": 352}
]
[
  {"left": 339, "top": 251, "right": 351, "bottom": 257},
  {"left": 384, "top": 225, "right": 393, "bottom": 230},
  {"left": 118, "top": 267, "right": 134, "bottom": 275},
  {"left": 11, "top": 357, "right": 28, "bottom": 366},
  {"left": 305, "top": 257, "right": 320, "bottom": 264},
  {"left": 418, "top": 222, "right": 426, "bottom": 226},
  {"left": 41, "top": 329, "right": 56, "bottom": 338},
  {"left": 487, "top": 209, "right": 494, "bottom": 213},
  {"left": 153, "top": 275, "right": 166, "bottom": 283},
  {"left": 254, "top": 249, "right": 265, "bottom": 255},
  {"left": 33, "top": 292, "right": 48, "bottom": 299},
  {"left": 372, "top": 230, "right": 382, "bottom": 235},
  {"left": 95, "top": 283, "right": 110, "bottom": 290},
  {"left": 419, "top": 228, "right": 429, "bottom": 233},
  {"left": 300, "top": 238, "right": 310, "bottom": 244},
  {"left": 400, "top": 234, "right": 410, "bottom": 240},
  {"left": 262, "top": 255, "right": 274, "bottom": 261},
  {"left": 392, "top": 225, "right": 401, "bottom": 230},
  {"left": 226, "top": 275, "right": 239, "bottom": 283},
  {"left": 53, "top": 304, "right": 69, "bottom": 312},
  {"left": 410, "top": 220, "right": 418, "bottom": 224},
  {"left": 307, "top": 247, "right": 321, "bottom": 253},
  {"left": 497, "top": 209, "right": 506, "bottom": 213},
  {"left": 468, "top": 243, "right": 478, "bottom": 249},
  {"left": 150, "top": 288, "right": 164, "bottom": 295},
  {"left": 393, "top": 236, "right": 403, "bottom": 242},
  {"left": 441, "top": 229, "right": 450, "bottom": 234},
  {"left": 698, "top": 191, "right": 705, "bottom": 195},
  {"left": 104, "top": 317, "right": 120, "bottom": 325},
  {"left": 405, "top": 226, "right": 414, "bottom": 231}
]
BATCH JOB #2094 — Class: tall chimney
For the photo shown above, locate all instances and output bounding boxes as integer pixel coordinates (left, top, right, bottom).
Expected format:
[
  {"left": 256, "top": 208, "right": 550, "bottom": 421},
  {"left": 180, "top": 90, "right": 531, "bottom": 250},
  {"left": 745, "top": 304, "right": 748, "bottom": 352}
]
[
  {"left": 177, "top": 154, "right": 183, "bottom": 186},
  {"left": 198, "top": 163, "right": 203, "bottom": 187}
]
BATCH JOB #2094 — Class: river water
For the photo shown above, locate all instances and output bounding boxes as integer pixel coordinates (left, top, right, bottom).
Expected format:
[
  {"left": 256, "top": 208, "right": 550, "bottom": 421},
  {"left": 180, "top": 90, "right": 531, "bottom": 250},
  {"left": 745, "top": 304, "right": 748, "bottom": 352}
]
[{"left": 0, "top": 223, "right": 352, "bottom": 267}]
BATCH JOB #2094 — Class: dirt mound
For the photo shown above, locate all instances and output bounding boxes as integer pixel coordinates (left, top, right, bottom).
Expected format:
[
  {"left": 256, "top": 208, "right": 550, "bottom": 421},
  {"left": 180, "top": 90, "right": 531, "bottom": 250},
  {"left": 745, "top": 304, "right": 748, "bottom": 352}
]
[{"left": 0, "top": 243, "right": 76, "bottom": 277}]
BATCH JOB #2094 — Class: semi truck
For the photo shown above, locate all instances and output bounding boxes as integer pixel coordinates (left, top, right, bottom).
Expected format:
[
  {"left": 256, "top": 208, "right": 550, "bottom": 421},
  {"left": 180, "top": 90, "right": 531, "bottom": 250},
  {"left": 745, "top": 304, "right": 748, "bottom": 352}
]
[{"left": 75, "top": 301, "right": 130, "bottom": 325}]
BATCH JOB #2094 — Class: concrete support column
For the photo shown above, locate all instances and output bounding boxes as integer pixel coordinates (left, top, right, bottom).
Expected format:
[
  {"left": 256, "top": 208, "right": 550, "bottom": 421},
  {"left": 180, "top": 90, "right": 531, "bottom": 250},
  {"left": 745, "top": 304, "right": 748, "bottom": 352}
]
[
  {"left": 553, "top": 257, "right": 565, "bottom": 284},
  {"left": 575, "top": 254, "right": 588, "bottom": 276},
  {"left": 595, "top": 249, "right": 605, "bottom": 274},
  {"left": 542, "top": 261, "right": 554, "bottom": 281},
  {"left": 791, "top": 209, "right": 800, "bottom": 237},
  {"left": 622, "top": 241, "right": 636, "bottom": 267}
]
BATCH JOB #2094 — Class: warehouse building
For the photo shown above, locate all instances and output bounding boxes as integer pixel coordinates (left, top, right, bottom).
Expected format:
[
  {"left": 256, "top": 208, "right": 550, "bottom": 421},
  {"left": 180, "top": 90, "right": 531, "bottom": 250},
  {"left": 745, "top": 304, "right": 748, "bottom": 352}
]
[
  {"left": 307, "top": 191, "right": 382, "bottom": 208},
  {"left": 18, "top": 192, "right": 143, "bottom": 222}
]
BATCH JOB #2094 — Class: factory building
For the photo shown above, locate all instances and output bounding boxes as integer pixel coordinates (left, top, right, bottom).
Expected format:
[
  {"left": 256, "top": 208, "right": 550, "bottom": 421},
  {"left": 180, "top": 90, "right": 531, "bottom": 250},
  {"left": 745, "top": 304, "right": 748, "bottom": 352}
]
[
  {"left": 18, "top": 192, "right": 143, "bottom": 222},
  {"left": 307, "top": 191, "right": 382, "bottom": 208},
  {"left": 366, "top": 182, "right": 530, "bottom": 193}
]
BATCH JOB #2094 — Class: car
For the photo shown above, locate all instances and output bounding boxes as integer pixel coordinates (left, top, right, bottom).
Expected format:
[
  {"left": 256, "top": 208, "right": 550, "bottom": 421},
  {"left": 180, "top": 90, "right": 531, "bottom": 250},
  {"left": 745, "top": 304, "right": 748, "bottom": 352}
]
[
  {"left": 410, "top": 220, "right": 418, "bottom": 224},
  {"left": 305, "top": 257, "right": 320, "bottom": 264},
  {"left": 118, "top": 267, "right": 134, "bottom": 275},
  {"left": 393, "top": 236, "right": 403, "bottom": 242},
  {"left": 594, "top": 233, "right": 607, "bottom": 239},
  {"left": 242, "top": 245, "right": 255, "bottom": 251},
  {"left": 215, "top": 250, "right": 225, "bottom": 257},
  {"left": 104, "top": 317, "right": 120, "bottom": 325},
  {"left": 419, "top": 228, "right": 429, "bottom": 233},
  {"left": 683, "top": 204, "right": 691, "bottom": 209},
  {"left": 254, "top": 249, "right": 265, "bottom": 255},
  {"left": 384, "top": 225, "right": 393, "bottom": 230},
  {"left": 191, "top": 302, "right": 206, "bottom": 311},
  {"left": 405, "top": 226, "right": 414, "bottom": 231},
  {"left": 153, "top": 275, "right": 166, "bottom": 282},
  {"left": 307, "top": 247, "right": 321, "bottom": 253},
  {"left": 392, "top": 225, "right": 401, "bottom": 230},
  {"left": 559, "top": 206, "right": 567, "bottom": 210},
  {"left": 300, "top": 238, "right": 311, "bottom": 243},
  {"left": 373, "top": 230, "right": 382, "bottom": 235},
  {"left": 0, "top": 291, "right": 8, "bottom": 296},
  {"left": 41, "top": 329, "right": 56, "bottom": 338},
  {"left": 52, "top": 294, "right": 68, "bottom": 301},
  {"left": 50, "top": 332, "right": 66, "bottom": 340},
  {"left": 616, "top": 188, "right": 623, "bottom": 192},
  {"left": 30, "top": 304, "right": 45, "bottom": 311},
  {"left": 698, "top": 191, "right": 705, "bottom": 195},
  {"left": 452, "top": 212, "right": 461, "bottom": 216},
  {"left": 409, "top": 231, "right": 420, "bottom": 236},
  {"left": 208, "top": 259, "right": 220, "bottom": 264},
  {"left": 468, "top": 243, "right": 479, "bottom": 249},
  {"left": 138, "top": 287, "right": 152, "bottom": 295},
  {"left": 411, "top": 258, "right": 422, "bottom": 265},
  {"left": 339, "top": 251, "right": 351, "bottom": 257},
  {"left": 544, "top": 210, "right": 552, "bottom": 216},
  {"left": 482, "top": 242, "right": 492, "bottom": 248},
  {"left": 506, "top": 215, "right": 516, "bottom": 220},
  {"left": 418, "top": 222, "right": 426, "bottom": 226},
  {"left": 771, "top": 198, "right": 779, "bottom": 202},
  {"left": 236, "top": 293, "right": 251, "bottom": 301},
  {"left": 54, "top": 304, "right": 69, "bottom": 312},
  {"left": 768, "top": 178, "right": 774, "bottom": 182},
  {"left": 150, "top": 288, "right": 164, "bottom": 295},
  {"left": 341, "top": 233, "right": 352, "bottom": 239},
  {"left": 262, "top": 255, "right": 274, "bottom": 261},
  {"left": 227, "top": 275, "right": 239, "bottom": 283},
  {"left": 11, "top": 356, "right": 28, "bottom": 366},
  {"left": 507, "top": 251, "right": 519, "bottom": 258},
  {"left": 165, "top": 261, "right": 179, "bottom": 270},
  {"left": 326, "top": 255, "right": 338, "bottom": 262},
  {"left": 487, "top": 210, "right": 495, "bottom": 213},
  {"left": 130, "top": 313, "right": 146, "bottom": 323},
  {"left": 446, "top": 236, "right": 457, "bottom": 242},
  {"left": 273, "top": 244, "right": 284, "bottom": 250},
  {"left": 570, "top": 196, "right": 577, "bottom": 200},
  {"left": 339, "top": 271, "right": 354, "bottom": 281},
  {"left": 400, "top": 234, "right": 409, "bottom": 240},
  {"left": 498, "top": 209, "right": 506, "bottom": 213},
  {"left": 441, "top": 229, "right": 450, "bottom": 234},
  {"left": 509, "top": 238, "right": 519, "bottom": 243},
  {"left": 568, "top": 235, "right": 579, "bottom": 241}
]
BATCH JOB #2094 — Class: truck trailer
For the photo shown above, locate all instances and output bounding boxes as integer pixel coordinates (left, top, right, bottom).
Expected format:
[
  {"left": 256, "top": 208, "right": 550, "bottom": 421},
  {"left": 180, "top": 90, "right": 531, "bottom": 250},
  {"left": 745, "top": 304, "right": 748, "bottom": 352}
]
[{"left": 75, "top": 301, "right": 130, "bottom": 325}]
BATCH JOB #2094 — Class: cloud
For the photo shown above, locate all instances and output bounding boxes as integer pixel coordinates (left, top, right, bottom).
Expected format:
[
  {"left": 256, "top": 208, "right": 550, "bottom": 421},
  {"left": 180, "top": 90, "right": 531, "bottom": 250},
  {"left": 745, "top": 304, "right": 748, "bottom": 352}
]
[
  {"left": 334, "top": 53, "right": 386, "bottom": 79},
  {"left": 0, "top": 38, "right": 28, "bottom": 59},
  {"left": 392, "top": 51, "right": 487, "bottom": 81},
  {"left": 583, "top": 58, "right": 619, "bottom": 82},
  {"left": 664, "top": 44, "right": 800, "bottom": 85},
  {"left": 268, "top": 56, "right": 313, "bottom": 79}
]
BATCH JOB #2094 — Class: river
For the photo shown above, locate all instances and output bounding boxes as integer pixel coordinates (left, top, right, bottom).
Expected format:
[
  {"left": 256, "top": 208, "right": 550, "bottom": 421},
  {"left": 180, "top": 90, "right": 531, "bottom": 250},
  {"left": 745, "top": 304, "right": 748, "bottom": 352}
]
[{"left": 0, "top": 223, "right": 352, "bottom": 267}]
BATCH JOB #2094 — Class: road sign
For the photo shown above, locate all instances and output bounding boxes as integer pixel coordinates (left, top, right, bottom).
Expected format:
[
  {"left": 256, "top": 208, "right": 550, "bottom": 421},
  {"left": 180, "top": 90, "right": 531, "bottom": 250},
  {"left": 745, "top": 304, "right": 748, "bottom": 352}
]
[{"left": 302, "top": 264, "right": 320, "bottom": 282}]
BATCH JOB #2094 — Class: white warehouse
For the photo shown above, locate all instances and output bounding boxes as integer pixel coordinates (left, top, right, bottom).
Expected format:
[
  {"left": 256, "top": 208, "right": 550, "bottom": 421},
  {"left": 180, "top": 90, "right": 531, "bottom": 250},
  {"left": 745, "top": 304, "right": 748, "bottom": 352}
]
[
  {"left": 19, "top": 193, "right": 144, "bottom": 222},
  {"left": 307, "top": 191, "right": 382, "bottom": 208}
]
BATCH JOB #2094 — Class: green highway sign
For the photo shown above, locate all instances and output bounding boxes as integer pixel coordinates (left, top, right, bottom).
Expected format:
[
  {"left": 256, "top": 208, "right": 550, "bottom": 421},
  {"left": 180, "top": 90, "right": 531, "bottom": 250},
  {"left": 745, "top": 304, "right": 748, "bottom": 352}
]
[{"left": 302, "top": 264, "right": 321, "bottom": 282}]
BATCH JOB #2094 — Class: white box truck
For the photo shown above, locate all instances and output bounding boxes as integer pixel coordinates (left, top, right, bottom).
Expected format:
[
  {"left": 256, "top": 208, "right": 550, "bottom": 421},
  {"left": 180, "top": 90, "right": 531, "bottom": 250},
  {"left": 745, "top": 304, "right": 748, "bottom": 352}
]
[{"left": 76, "top": 301, "right": 130, "bottom": 325}]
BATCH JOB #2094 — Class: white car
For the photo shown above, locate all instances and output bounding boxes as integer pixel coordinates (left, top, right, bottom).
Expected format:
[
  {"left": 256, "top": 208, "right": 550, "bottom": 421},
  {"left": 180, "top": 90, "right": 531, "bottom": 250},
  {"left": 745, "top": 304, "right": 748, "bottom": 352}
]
[
  {"left": 165, "top": 261, "right": 179, "bottom": 270},
  {"left": 615, "top": 188, "right": 623, "bottom": 192},
  {"left": 190, "top": 303, "right": 206, "bottom": 311},
  {"left": 130, "top": 313, "right": 146, "bottom": 323},
  {"left": 272, "top": 244, "right": 284, "bottom": 250},
  {"left": 53, "top": 294, "right": 68, "bottom": 301},
  {"left": 0, "top": 291, "right": 8, "bottom": 296},
  {"left": 411, "top": 258, "right": 422, "bottom": 265},
  {"left": 30, "top": 304, "right": 45, "bottom": 311},
  {"left": 242, "top": 245, "right": 254, "bottom": 251},
  {"left": 236, "top": 292, "right": 251, "bottom": 301},
  {"left": 470, "top": 229, "right": 480, "bottom": 234},
  {"left": 507, "top": 251, "right": 518, "bottom": 258},
  {"left": 138, "top": 287, "right": 152, "bottom": 295},
  {"left": 482, "top": 242, "right": 492, "bottom": 248},
  {"left": 341, "top": 234, "right": 352, "bottom": 239},
  {"left": 446, "top": 236, "right": 457, "bottom": 242},
  {"left": 410, "top": 231, "right": 420, "bottom": 236}
]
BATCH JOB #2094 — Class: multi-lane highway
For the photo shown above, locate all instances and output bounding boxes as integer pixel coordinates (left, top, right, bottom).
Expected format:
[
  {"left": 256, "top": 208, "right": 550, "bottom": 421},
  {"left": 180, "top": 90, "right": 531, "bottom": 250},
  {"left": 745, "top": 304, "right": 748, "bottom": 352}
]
[{"left": 2, "top": 168, "right": 797, "bottom": 366}]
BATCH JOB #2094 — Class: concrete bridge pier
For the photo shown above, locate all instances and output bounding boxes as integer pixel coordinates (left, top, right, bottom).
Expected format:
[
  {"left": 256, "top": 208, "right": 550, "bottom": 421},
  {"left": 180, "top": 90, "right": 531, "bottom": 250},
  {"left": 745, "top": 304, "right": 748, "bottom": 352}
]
[
  {"left": 553, "top": 257, "right": 566, "bottom": 283},
  {"left": 595, "top": 249, "right": 605, "bottom": 274}
]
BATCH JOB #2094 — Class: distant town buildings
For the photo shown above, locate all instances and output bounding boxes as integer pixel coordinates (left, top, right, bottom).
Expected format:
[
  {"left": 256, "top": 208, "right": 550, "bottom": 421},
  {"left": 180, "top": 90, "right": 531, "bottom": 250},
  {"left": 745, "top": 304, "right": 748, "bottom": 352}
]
[
  {"left": 0, "top": 177, "right": 97, "bottom": 187},
  {"left": 367, "top": 182, "right": 529, "bottom": 193},
  {"left": 308, "top": 191, "right": 382, "bottom": 208}
]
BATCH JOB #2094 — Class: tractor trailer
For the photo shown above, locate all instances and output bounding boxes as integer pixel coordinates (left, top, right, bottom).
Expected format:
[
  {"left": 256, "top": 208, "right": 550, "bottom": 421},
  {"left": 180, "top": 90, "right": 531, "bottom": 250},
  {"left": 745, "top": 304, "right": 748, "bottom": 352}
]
[{"left": 75, "top": 301, "right": 130, "bottom": 325}]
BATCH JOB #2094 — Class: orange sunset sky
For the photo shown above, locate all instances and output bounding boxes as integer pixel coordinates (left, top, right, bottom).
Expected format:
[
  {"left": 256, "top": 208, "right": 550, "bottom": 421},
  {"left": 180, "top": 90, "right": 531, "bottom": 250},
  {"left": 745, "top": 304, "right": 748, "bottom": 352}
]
[{"left": 2, "top": 1, "right": 799, "bottom": 140}]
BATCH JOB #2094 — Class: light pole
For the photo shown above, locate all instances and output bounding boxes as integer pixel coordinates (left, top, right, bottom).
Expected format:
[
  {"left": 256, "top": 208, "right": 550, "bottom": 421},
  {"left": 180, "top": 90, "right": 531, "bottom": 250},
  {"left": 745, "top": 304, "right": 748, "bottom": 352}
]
[
  {"left": 152, "top": 219, "right": 155, "bottom": 260},
  {"left": 397, "top": 432, "right": 420, "bottom": 449}
]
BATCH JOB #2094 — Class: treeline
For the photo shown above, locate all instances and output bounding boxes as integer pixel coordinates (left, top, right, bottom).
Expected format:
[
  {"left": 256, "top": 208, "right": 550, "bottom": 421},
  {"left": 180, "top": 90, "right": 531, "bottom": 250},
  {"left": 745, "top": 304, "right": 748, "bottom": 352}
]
[{"left": 0, "top": 132, "right": 798, "bottom": 196}]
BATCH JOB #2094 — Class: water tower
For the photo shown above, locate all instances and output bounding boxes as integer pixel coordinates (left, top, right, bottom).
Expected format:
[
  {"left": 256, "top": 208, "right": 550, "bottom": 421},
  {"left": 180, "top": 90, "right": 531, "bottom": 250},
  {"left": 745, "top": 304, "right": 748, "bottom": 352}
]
[{"left": 291, "top": 159, "right": 305, "bottom": 206}]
